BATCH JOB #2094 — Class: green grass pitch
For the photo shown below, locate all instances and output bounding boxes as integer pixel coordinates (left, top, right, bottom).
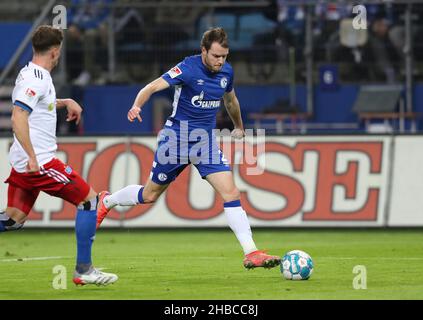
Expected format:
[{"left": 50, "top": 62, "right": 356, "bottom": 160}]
[{"left": 1, "top": 229, "right": 423, "bottom": 300}]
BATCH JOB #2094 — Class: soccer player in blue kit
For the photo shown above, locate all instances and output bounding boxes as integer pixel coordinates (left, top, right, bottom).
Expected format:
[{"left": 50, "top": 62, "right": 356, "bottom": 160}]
[{"left": 96, "top": 28, "right": 280, "bottom": 269}]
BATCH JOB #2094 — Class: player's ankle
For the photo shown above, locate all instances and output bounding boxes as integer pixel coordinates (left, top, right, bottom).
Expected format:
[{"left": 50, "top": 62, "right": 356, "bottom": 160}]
[
  {"left": 75, "top": 263, "right": 93, "bottom": 274},
  {"left": 0, "top": 212, "right": 24, "bottom": 232}
]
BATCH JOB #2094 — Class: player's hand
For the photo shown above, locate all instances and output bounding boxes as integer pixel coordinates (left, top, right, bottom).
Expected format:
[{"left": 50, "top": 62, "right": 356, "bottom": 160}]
[
  {"left": 128, "top": 105, "right": 142, "bottom": 122},
  {"left": 231, "top": 128, "right": 245, "bottom": 140},
  {"left": 26, "top": 157, "right": 39, "bottom": 174},
  {"left": 65, "top": 99, "right": 82, "bottom": 125}
]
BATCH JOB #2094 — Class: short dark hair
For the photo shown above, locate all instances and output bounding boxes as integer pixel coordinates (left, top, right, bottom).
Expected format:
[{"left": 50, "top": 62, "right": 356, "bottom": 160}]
[
  {"left": 32, "top": 25, "right": 63, "bottom": 53},
  {"left": 201, "top": 27, "right": 228, "bottom": 51}
]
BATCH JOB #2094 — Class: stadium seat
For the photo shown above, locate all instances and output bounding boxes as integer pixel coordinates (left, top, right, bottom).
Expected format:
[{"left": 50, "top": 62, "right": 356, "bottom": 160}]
[
  {"left": 197, "top": 13, "right": 237, "bottom": 40},
  {"left": 353, "top": 85, "right": 420, "bottom": 133},
  {"left": 231, "top": 13, "right": 276, "bottom": 50},
  {"left": 174, "top": 13, "right": 237, "bottom": 52}
]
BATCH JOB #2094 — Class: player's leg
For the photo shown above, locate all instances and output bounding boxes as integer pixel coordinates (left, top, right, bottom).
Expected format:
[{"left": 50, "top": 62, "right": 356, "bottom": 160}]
[
  {"left": 58, "top": 186, "right": 118, "bottom": 286},
  {"left": 96, "top": 133, "right": 187, "bottom": 227},
  {"left": 96, "top": 178, "right": 169, "bottom": 228},
  {"left": 104, "top": 178, "right": 169, "bottom": 207},
  {"left": 42, "top": 159, "right": 117, "bottom": 285},
  {"left": 74, "top": 187, "right": 98, "bottom": 275},
  {"left": 72, "top": 187, "right": 118, "bottom": 286},
  {"left": 96, "top": 159, "right": 187, "bottom": 228},
  {"left": 205, "top": 171, "right": 281, "bottom": 269},
  {"left": 0, "top": 179, "right": 39, "bottom": 232},
  {"left": 205, "top": 171, "right": 256, "bottom": 253},
  {"left": 0, "top": 208, "right": 26, "bottom": 232}
]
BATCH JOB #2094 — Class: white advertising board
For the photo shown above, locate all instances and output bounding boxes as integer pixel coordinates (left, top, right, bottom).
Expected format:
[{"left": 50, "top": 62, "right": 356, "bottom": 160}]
[{"left": 0, "top": 136, "right": 393, "bottom": 227}]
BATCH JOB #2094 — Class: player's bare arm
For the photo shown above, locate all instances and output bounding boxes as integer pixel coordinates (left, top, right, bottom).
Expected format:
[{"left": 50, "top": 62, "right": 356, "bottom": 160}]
[
  {"left": 11, "top": 106, "right": 39, "bottom": 173},
  {"left": 128, "top": 77, "right": 170, "bottom": 122},
  {"left": 56, "top": 98, "right": 83, "bottom": 125},
  {"left": 223, "top": 89, "right": 245, "bottom": 139}
]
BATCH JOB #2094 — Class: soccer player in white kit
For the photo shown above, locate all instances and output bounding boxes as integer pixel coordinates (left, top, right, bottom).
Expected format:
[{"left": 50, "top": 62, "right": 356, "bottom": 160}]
[{"left": 0, "top": 25, "right": 117, "bottom": 286}]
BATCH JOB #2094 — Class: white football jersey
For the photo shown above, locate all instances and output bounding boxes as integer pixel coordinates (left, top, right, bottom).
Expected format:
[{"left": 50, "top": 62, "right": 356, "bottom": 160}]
[{"left": 10, "top": 61, "right": 57, "bottom": 173}]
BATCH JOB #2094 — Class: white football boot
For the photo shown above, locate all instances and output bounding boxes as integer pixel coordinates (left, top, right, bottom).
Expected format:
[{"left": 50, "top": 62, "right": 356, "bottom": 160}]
[{"left": 73, "top": 267, "right": 118, "bottom": 286}]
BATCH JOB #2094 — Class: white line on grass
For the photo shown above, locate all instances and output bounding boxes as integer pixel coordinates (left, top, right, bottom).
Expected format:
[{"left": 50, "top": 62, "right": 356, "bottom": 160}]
[{"left": 0, "top": 256, "right": 70, "bottom": 262}]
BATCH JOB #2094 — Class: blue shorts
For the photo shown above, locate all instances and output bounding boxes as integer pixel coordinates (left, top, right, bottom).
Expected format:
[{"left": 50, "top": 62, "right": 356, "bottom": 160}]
[{"left": 150, "top": 128, "right": 231, "bottom": 185}]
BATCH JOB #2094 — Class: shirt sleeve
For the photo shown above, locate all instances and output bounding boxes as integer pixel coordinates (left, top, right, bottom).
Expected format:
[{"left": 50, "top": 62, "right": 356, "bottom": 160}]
[
  {"left": 161, "top": 60, "right": 192, "bottom": 86},
  {"left": 12, "top": 75, "right": 47, "bottom": 113}
]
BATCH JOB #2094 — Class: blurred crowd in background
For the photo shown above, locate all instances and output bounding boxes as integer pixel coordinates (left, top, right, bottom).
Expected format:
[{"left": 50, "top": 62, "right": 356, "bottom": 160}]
[
  {"left": 1, "top": 0, "right": 423, "bottom": 135},
  {"left": 1, "top": 0, "right": 421, "bottom": 85}
]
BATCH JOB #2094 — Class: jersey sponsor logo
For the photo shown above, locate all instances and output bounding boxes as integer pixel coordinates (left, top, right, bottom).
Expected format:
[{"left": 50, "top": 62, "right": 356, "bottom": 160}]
[
  {"left": 220, "top": 77, "right": 228, "bottom": 88},
  {"left": 191, "top": 91, "right": 221, "bottom": 109},
  {"left": 168, "top": 66, "right": 182, "bottom": 79},
  {"left": 197, "top": 79, "right": 204, "bottom": 85},
  {"left": 25, "top": 88, "right": 36, "bottom": 99}
]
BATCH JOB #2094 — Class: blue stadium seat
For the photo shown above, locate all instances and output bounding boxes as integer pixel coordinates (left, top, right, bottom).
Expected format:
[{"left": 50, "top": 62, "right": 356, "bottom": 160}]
[
  {"left": 197, "top": 13, "right": 237, "bottom": 40},
  {"left": 174, "top": 13, "right": 237, "bottom": 52},
  {"left": 231, "top": 13, "right": 276, "bottom": 50}
]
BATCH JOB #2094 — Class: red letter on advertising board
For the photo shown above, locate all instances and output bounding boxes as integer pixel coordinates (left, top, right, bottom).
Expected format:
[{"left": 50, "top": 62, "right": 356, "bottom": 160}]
[
  {"left": 302, "top": 142, "right": 382, "bottom": 221},
  {"left": 239, "top": 142, "right": 305, "bottom": 220}
]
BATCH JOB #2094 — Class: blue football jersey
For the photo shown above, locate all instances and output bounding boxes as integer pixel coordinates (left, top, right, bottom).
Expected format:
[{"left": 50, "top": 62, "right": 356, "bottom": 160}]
[{"left": 161, "top": 55, "right": 234, "bottom": 132}]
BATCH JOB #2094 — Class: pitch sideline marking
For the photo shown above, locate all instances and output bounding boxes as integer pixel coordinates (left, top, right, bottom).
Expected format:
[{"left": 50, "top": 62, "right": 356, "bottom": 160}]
[
  {"left": 3, "top": 256, "right": 421, "bottom": 263},
  {"left": 0, "top": 256, "right": 70, "bottom": 262}
]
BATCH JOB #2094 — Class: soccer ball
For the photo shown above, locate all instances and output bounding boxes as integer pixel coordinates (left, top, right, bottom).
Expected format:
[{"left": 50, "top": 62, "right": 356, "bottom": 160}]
[{"left": 281, "top": 250, "right": 314, "bottom": 280}]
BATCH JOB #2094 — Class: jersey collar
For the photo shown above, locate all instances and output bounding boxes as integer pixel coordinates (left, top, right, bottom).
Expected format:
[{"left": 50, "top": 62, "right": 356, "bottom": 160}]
[{"left": 29, "top": 61, "right": 51, "bottom": 76}]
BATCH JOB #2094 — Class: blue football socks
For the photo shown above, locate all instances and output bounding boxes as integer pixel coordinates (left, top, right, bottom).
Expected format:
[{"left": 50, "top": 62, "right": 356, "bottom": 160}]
[
  {"left": 75, "top": 199, "right": 97, "bottom": 273},
  {"left": 0, "top": 212, "right": 8, "bottom": 232}
]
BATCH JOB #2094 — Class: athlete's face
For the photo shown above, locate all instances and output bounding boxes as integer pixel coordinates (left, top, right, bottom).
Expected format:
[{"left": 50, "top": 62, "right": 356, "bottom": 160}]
[{"left": 202, "top": 42, "right": 229, "bottom": 73}]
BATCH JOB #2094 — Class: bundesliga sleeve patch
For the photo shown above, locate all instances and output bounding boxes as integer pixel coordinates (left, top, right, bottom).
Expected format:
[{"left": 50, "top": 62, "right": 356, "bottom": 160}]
[
  {"left": 167, "top": 66, "right": 182, "bottom": 79},
  {"left": 25, "top": 88, "right": 36, "bottom": 100}
]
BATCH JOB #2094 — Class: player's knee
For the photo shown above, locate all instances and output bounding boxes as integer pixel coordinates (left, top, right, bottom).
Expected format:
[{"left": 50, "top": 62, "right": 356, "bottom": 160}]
[{"left": 223, "top": 187, "right": 241, "bottom": 202}]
